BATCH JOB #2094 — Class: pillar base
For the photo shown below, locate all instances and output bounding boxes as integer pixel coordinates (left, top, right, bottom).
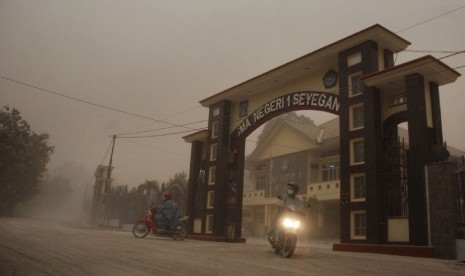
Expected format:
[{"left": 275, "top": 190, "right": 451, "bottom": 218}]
[
  {"left": 333, "top": 243, "right": 434, "bottom": 258},
  {"left": 187, "top": 234, "right": 246, "bottom": 243}
]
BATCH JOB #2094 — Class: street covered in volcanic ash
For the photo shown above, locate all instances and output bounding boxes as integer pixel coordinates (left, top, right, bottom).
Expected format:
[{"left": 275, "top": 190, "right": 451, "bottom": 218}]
[{"left": 1, "top": 217, "right": 465, "bottom": 276}]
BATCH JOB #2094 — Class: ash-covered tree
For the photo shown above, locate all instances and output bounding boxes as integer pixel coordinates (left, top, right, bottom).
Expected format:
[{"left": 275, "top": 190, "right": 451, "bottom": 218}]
[
  {"left": 164, "top": 172, "right": 188, "bottom": 214},
  {"left": 0, "top": 106, "right": 54, "bottom": 216}
]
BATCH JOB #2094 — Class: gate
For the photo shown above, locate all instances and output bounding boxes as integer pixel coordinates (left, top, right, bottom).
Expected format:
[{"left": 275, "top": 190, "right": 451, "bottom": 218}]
[
  {"left": 385, "top": 138, "right": 409, "bottom": 218},
  {"left": 455, "top": 156, "right": 465, "bottom": 226}
]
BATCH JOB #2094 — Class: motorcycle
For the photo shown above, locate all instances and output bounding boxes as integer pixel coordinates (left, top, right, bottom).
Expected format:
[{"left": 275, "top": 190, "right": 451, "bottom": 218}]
[
  {"left": 269, "top": 195, "right": 304, "bottom": 258},
  {"left": 132, "top": 208, "right": 189, "bottom": 241}
]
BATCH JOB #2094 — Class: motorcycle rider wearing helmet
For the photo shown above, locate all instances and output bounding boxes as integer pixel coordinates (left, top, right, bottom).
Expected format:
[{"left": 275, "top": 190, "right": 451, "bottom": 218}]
[
  {"left": 268, "top": 182, "right": 304, "bottom": 244},
  {"left": 154, "top": 191, "right": 182, "bottom": 233}
]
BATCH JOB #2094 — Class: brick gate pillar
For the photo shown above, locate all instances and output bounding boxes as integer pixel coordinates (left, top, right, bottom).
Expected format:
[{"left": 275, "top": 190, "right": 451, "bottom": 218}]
[{"left": 405, "top": 73, "right": 430, "bottom": 245}]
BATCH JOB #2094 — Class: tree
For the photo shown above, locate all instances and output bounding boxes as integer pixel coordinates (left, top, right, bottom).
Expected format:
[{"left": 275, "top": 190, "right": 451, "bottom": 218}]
[
  {"left": 165, "top": 172, "right": 188, "bottom": 214},
  {"left": 0, "top": 106, "right": 54, "bottom": 216}
]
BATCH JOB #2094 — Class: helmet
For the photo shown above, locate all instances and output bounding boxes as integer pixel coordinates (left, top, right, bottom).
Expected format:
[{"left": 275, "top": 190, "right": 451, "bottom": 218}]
[
  {"left": 162, "top": 191, "right": 172, "bottom": 199},
  {"left": 287, "top": 182, "right": 299, "bottom": 194}
]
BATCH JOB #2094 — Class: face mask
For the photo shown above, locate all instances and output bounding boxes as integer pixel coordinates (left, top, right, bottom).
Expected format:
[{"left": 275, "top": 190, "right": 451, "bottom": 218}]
[{"left": 287, "top": 189, "right": 295, "bottom": 196}]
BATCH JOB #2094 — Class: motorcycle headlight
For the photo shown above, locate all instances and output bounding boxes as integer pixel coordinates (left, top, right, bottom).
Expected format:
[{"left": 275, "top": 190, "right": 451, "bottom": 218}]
[{"left": 282, "top": 217, "right": 301, "bottom": 229}]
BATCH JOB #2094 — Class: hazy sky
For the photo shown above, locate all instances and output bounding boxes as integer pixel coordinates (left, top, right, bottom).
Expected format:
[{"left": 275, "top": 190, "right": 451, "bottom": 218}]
[{"left": 1, "top": 0, "right": 464, "bottom": 187}]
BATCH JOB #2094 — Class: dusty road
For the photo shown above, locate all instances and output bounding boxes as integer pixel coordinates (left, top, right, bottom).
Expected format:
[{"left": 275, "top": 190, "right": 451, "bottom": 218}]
[{"left": 1, "top": 217, "right": 465, "bottom": 276}]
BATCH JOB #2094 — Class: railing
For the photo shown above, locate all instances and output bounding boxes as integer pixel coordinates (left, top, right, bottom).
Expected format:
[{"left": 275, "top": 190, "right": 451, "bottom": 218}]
[
  {"left": 243, "top": 189, "right": 265, "bottom": 200},
  {"left": 307, "top": 180, "right": 340, "bottom": 200}
]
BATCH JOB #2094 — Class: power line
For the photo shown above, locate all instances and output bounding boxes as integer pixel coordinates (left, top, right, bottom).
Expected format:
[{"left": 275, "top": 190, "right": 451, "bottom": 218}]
[
  {"left": 120, "top": 139, "right": 189, "bottom": 159},
  {"left": 114, "top": 119, "right": 207, "bottom": 136},
  {"left": 0, "top": 74, "right": 197, "bottom": 130},
  {"left": 163, "top": 105, "right": 203, "bottom": 120},
  {"left": 113, "top": 105, "right": 205, "bottom": 136},
  {"left": 224, "top": 64, "right": 465, "bottom": 138},
  {"left": 404, "top": 49, "right": 464, "bottom": 54},
  {"left": 396, "top": 4, "right": 465, "bottom": 33},
  {"left": 116, "top": 128, "right": 205, "bottom": 139},
  {"left": 179, "top": 61, "right": 465, "bottom": 138},
  {"left": 2, "top": 5, "right": 463, "bottom": 140},
  {"left": 439, "top": 50, "right": 465, "bottom": 60},
  {"left": 113, "top": 4, "right": 465, "bottom": 140}
]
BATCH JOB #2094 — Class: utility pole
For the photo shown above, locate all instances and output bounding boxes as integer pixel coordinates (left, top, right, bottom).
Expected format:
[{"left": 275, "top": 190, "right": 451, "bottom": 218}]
[{"left": 102, "top": 135, "right": 117, "bottom": 225}]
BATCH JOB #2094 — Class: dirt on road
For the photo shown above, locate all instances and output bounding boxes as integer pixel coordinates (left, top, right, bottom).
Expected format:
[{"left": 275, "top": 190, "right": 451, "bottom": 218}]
[{"left": 1, "top": 217, "right": 465, "bottom": 276}]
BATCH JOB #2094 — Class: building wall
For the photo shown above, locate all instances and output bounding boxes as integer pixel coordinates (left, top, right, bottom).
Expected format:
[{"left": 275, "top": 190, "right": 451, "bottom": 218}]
[
  {"left": 427, "top": 162, "right": 457, "bottom": 259},
  {"left": 244, "top": 145, "right": 341, "bottom": 240},
  {"left": 254, "top": 125, "right": 317, "bottom": 160}
]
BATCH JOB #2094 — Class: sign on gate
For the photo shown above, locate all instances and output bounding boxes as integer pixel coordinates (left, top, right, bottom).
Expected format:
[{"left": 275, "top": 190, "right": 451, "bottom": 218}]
[{"left": 230, "top": 91, "right": 340, "bottom": 151}]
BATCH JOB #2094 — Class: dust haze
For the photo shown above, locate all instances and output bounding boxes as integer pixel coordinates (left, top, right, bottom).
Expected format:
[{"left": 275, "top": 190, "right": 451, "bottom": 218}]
[
  {"left": 1, "top": 1, "right": 464, "bottom": 190},
  {"left": 14, "top": 161, "right": 92, "bottom": 221}
]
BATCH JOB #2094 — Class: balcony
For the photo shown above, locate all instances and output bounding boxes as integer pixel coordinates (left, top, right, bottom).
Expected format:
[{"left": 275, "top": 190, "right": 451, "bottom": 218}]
[
  {"left": 243, "top": 190, "right": 279, "bottom": 206},
  {"left": 243, "top": 190, "right": 265, "bottom": 200},
  {"left": 307, "top": 180, "right": 340, "bottom": 200}
]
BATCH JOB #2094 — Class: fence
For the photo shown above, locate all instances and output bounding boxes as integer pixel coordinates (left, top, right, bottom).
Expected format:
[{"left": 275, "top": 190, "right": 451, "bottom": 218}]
[{"left": 455, "top": 156, "right": 465, "bottom": 226}]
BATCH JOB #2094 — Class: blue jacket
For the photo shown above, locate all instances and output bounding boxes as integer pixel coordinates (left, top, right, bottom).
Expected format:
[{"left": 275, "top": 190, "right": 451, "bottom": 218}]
[{"left": 156, "top": 199, "right": 182, "bottom": 227}]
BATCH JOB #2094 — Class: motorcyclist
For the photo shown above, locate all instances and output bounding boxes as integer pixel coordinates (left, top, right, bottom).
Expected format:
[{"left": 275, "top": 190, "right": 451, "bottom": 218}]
[
  {"left": 154, "top": 191, "right": 182, "bottom": 233},
  {"left": 268, "top": 182, "right": 304, "bottom": 245}
]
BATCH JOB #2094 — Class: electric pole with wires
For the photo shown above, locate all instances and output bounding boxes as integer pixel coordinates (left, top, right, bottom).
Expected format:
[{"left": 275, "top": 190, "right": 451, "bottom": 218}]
[{"left": 100, "top": 135, "right": 116, "bottom": 226}]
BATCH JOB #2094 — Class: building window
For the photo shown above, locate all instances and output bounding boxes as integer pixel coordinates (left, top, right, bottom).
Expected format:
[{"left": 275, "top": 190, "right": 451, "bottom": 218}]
[
  {"left": 211, "top": 121, "right": 219, "bottom": 139},
  {"left": 310, "top": 164, "right": 319, "bottom": 183},
  {"left": 208, "top": 167, "right": 216, "bottom": 185},
  {"left": 351, "top": 174, "right": 366, "bottom": 202},
  {"left": 254, "top": 169, "right": 266, "bottom": 190},
  {"left": 350, "top": 104, "right": 364, "bottom": 130},
  {"left": 199, "top": 170, "right": 206, "bottom": 184},
  {"left": 322, "top": 162, "right": 340, "bottom": 181},
  {"left": 351, "top": 211, "right": 366, "bottom": 239},
  {"left": 206, "top": 214, "right": 213, "bottom": 233},
  {"left": 389, "top": 94, "right": 407, "bottom": 107},
  {"left": 239, "top": 101, "right": 248, "bottom": 117},
  {"left": 210, "top": 144, "right": 217, "bottom": 161},
  {"left": 212, "top": 107, "right": 220, "bottom": 117},
  {"left": 348, "top": 52, "right": 362, "bottom": 67},
  {"left": 351, "top": 138, "right": 365, "bottom": 165},
  {"left": 349, "top": 74, "right": 363, "bottom": 97},
  {"left": 207, "top": 191, "right": 214, "bottom": 209}
]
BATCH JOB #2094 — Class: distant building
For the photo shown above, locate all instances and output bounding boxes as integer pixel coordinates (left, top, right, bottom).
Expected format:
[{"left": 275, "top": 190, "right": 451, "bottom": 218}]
[
  {"left": 242, "top": 115, "right": 464, "bottom": 240},
  {"left": 90, "top": 165, "right": 112, "bottom": 225}
]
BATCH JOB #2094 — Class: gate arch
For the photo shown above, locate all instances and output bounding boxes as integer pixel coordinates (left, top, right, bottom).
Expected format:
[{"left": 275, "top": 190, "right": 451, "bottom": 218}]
[
  {"left": 230, "top": 91, "right": 339, "bottom": 152},
  {"left": 183, "top": 24, "right": 460, "bottom": 248}
]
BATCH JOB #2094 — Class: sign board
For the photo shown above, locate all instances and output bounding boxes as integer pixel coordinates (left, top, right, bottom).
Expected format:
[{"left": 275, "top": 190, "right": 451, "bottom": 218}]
[{"left": 230, "top": 91, "right": 340, "bottom": 151}]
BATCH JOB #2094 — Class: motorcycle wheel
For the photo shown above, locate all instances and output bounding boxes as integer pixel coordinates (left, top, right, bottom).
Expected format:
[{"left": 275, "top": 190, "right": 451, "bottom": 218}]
[
  {"left": 281, "top": 233, "right": 297, "bottom": 258},
  {"left": 172, "top": 222, "right": 187, "bottom": 241},
  {"left": 132, "top": 222, "right": 149, "bottom": 238}
]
